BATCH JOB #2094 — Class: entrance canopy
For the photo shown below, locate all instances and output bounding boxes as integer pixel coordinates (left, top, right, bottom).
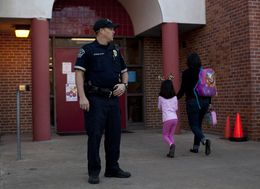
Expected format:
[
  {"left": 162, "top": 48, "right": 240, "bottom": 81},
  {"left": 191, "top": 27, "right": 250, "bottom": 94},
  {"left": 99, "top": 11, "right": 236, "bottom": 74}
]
[
  {"left": 0, "top": 0, "right": 205, "bottom": 35},
  {"left": 118, "top": 0, "right": 205, "bottom": 35},
  {"left": 0, "top": 0, "right": 54, "bottom": 18},
  {"left": 0, "top": 0, "right": 54, "bottom": 32}
]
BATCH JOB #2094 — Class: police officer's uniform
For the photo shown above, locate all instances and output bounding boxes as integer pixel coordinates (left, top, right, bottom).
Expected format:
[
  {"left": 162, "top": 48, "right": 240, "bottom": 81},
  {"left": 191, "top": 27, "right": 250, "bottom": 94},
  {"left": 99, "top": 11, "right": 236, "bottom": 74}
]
[{"left": 75, "top": 40, "right": 127, "bottom": 177}]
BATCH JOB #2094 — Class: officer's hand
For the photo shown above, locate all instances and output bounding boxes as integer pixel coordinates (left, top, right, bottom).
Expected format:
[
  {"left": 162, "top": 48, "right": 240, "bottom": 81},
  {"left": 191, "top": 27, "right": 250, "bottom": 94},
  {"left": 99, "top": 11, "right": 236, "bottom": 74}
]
[
  {"left": 113, "top": 84, "right": 126, "bottom": 97},
  {"left": 79, "top": 96, "right": 90, "bottom": 111}
]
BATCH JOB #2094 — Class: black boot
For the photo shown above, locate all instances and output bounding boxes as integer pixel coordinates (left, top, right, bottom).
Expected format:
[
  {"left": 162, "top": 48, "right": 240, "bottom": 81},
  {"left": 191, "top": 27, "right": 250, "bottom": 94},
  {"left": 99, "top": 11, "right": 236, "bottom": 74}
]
[
  {"left": 88, "top": 175, "right": 99, "bottom": 184},
  {"left": 205, "top": 139, "right": 211, "bottom": 156},
  {"left": 189, "top": 148, "right": 199, "bottom": 153},
  {"left": 104, "top": 168, "right": 131, "bottom": 178}
]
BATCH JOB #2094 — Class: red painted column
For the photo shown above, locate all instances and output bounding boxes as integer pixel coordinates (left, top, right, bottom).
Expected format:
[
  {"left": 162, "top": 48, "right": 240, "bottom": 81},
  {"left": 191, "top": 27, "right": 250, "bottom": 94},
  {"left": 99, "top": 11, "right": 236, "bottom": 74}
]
[
  {"left": 162, "top": 23, "right": 181, "bottom": 134},
  {"left": 31, "top": 18, "right": 51, "bottom": 141}
]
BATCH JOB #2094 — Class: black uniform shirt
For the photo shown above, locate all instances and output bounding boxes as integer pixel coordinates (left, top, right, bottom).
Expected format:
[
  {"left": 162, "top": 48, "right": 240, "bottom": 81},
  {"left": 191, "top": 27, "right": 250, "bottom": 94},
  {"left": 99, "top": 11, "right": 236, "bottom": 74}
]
[{"left": 75, "top": 40, "right": 127, "bottom": 90}]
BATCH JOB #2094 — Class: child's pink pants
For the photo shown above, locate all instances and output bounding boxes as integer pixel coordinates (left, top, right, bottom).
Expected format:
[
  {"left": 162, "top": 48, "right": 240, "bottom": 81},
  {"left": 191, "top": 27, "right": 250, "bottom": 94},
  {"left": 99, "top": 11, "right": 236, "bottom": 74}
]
[{"left": 162, "top": 119, "right": 178, "bottom": 146}]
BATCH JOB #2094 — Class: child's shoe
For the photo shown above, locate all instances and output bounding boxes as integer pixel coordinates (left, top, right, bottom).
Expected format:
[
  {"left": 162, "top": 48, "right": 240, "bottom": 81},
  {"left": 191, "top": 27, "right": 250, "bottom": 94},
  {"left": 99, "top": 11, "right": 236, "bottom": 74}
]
[{"left": 167, "top": 144, "right": 175, "bottom": 158}]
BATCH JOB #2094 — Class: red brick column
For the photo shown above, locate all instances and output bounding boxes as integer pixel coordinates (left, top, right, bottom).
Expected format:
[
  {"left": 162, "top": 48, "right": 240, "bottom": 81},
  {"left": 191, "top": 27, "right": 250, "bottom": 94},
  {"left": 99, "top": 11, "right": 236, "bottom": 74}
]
[
  {"left": 31, "top": 18, "right": 51, "bottom": 141},
  {"left": 162, "top": 23, "right": 181, "bottom": 134}
]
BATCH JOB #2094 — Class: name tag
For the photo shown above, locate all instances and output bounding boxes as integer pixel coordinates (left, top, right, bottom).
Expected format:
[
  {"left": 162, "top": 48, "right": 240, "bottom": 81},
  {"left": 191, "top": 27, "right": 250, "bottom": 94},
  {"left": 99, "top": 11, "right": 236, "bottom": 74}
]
[{"left": 93, "top": 52, "right": 105, "bottom": 56}]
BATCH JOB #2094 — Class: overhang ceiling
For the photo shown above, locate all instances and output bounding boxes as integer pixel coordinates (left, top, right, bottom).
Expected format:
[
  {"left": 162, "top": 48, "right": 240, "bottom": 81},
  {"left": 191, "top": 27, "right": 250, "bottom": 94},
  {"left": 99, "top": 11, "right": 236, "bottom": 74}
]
[
  {"left": 0, "top": 18, "right": 31, "bottom": 32},
  {"left": 138, "top": 23, "right": 204, "bottom": 37}
]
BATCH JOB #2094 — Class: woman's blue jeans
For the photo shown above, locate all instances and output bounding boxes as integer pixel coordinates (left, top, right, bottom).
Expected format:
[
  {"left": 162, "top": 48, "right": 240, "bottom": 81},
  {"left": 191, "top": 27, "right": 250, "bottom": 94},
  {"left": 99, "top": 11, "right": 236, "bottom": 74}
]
[{"left": 186, "top": 98, "right": 210, "bottom": 148}]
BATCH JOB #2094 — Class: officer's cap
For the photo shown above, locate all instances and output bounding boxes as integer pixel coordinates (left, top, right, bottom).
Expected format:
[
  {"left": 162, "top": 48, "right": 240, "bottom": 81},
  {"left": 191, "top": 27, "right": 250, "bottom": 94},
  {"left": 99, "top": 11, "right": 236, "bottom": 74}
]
[{"left": 93, "top": 18, "right": 119, "bottom": 32}]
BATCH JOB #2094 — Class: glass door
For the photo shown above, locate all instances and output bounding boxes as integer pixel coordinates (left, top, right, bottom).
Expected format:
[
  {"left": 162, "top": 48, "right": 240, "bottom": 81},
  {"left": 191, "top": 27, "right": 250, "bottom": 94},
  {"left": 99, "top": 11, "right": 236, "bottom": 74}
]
[{"left": 120, "top": 38, "right": 144, "bottom": 129}]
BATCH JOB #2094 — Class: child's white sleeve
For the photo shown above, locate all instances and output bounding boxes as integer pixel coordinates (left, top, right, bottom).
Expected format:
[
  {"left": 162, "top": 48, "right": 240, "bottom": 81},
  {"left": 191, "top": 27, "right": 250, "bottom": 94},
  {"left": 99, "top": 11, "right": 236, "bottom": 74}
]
[{"left": 174, "top": 97, "right": 178, "bottom": 111}]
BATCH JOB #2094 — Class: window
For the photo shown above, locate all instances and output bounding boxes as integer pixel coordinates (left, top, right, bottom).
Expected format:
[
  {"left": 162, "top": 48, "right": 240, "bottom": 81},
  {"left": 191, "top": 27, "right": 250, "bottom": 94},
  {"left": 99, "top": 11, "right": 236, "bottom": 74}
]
[{"left": 123, "top": 38, "right": 144, "bottom": 127}]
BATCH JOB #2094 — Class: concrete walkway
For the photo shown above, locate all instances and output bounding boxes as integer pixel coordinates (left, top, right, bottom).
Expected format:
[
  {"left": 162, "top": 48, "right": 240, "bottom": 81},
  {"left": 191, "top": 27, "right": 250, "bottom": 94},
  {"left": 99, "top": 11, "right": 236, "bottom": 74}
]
[{"left": 0, "top": 129, "right": 260, "bottom": 189}]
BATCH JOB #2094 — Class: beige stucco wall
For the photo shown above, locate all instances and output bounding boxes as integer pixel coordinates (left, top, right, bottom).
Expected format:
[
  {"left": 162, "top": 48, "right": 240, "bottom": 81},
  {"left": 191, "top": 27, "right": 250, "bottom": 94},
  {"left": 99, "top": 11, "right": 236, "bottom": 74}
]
[
  {"left": 118, "top": 0, "right": 163, "bottom": 35},
  {"left": 119, "top": 0, "right": 205, "bottom": 35},
  {"left": 158, "top": 0, "right": 206, "bottom": 24},
  {"left": 0, "top": 0, "right": 55, "bottom": 19}
]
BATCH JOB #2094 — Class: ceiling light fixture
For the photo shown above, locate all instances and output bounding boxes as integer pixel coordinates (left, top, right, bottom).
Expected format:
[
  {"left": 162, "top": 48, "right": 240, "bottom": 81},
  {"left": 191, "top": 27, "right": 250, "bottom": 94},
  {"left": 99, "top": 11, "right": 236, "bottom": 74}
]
[
  {"left": 15, "top": 25, "right": 30, "bottom": 38},
  {"left": 71, "top": 38, "right": 95, "bottom": 41}
]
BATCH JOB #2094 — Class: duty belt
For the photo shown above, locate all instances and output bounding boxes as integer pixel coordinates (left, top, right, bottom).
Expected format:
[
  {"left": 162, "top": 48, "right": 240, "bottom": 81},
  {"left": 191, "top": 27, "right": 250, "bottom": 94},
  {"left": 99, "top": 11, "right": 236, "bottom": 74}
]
[{"left": 85, "top": 82, "right": 113, "bottom": 98}]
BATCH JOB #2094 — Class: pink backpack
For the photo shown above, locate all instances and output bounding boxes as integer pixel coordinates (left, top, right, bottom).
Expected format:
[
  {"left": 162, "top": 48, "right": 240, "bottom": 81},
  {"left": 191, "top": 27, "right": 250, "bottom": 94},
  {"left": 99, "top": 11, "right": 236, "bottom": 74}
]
[{"left": 195, "top": 68, "right": 217, "bottom": 97}]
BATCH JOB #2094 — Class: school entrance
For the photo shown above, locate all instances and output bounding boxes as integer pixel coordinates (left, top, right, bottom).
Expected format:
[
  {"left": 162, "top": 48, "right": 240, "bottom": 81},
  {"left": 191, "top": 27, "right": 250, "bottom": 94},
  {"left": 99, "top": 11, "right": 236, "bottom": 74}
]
[{"left": 49, "top": 38, "right": 144, "bottom": 133}]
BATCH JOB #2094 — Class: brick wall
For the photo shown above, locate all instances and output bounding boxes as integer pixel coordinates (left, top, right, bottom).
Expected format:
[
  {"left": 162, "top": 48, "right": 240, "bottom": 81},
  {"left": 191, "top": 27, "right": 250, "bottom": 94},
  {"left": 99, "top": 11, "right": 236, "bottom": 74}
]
[
  {"left": 248, "top": 0, "right": 260, "bottom": 140},
  {"left": 179, "top": 0, "right": 260, "bottom": 139},
  {"left": 0, "top": 32, "right": 32, "bottom": 134},
  {"left": 143, "top": 37, "right": 163, "bottom": 128}
]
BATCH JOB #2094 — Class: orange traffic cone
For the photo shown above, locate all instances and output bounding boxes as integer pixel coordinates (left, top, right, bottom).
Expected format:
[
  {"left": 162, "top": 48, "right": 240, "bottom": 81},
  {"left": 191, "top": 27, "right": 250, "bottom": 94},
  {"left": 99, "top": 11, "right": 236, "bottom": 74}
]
[
  {"left": 230, "top": 113, "right": 248, "bottom": 142},
  {"left": 224, "top": 115, "right": 231, "bottom": 139}
]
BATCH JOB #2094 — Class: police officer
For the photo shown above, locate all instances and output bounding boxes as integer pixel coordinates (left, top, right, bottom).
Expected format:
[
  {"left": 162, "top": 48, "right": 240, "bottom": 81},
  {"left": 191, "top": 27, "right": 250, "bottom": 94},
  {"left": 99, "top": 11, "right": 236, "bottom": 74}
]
[{"left": 75, "top": 18, "right": 130, "bottom": 184}]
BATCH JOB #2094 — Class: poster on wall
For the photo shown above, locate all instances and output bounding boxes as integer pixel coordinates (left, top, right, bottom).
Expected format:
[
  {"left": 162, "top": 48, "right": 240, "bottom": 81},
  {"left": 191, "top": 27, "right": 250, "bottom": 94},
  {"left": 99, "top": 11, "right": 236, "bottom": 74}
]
[
  {"left": 62, "top": 62, "right": 72, "bottom": 74},
  {"left": 67, "top": 72, "right": 75, "bottom": 84},
  {"left": 62, "top": 62, "right": 77, "bottom": 102},
  {"left": 65, "top": 83, "right": 78, "bottom": 102}
]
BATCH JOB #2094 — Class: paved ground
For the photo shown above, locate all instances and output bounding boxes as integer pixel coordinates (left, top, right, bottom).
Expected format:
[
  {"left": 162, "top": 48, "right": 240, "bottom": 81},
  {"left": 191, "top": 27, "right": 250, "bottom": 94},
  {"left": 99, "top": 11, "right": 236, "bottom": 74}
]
[{"left": 0, "top": 129, "right": 260, "bottom": 189}]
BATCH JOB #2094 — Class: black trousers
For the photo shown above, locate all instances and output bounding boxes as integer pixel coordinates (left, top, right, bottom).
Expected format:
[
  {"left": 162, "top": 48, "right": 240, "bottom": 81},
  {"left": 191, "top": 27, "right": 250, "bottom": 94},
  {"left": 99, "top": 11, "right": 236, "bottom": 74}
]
[
  {"left": 84, "top": 95, "right": 121, "bottom": 176},
  {"left": 186, "top": 98, "right": 210, "bottom": 147}
]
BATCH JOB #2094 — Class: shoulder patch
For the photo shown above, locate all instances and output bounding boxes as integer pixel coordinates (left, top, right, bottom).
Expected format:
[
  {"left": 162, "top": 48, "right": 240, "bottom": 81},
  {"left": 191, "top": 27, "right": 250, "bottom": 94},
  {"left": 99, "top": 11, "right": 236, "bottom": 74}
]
[
  {"left": 78, "top": 48, "right": 85, "bottom": 58},
  {"left": 113, "top": 49, "right": 118, "bottom": 57}
]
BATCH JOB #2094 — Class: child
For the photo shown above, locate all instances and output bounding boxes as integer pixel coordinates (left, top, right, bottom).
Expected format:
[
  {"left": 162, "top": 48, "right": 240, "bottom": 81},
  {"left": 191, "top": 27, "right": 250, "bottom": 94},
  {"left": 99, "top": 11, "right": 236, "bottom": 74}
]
[{"left": 158, "top": 79, "right": 178, "bottom": 158}]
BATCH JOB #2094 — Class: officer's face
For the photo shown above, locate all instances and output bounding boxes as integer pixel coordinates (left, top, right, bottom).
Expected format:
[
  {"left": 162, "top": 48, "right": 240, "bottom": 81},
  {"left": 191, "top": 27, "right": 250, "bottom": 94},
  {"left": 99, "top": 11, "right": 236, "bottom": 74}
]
[{"left": 100, "top": 27, "right": 115, "bottom": 42}]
